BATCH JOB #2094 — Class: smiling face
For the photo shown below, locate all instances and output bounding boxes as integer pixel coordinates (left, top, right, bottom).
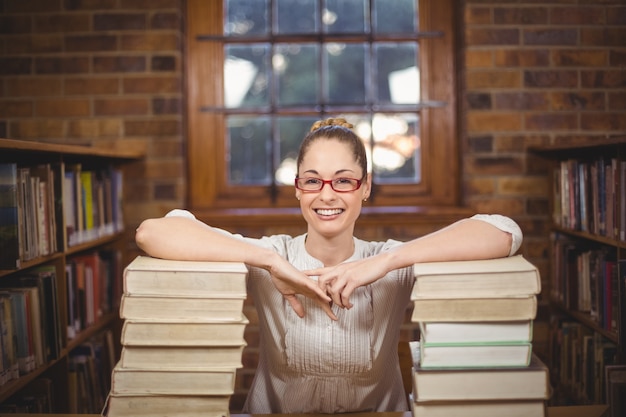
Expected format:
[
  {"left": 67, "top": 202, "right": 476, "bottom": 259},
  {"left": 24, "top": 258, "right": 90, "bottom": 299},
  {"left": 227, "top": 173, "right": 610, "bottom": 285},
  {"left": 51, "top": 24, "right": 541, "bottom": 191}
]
[{"left": 296, "top": 138, "right": 371, "bottom": 240}]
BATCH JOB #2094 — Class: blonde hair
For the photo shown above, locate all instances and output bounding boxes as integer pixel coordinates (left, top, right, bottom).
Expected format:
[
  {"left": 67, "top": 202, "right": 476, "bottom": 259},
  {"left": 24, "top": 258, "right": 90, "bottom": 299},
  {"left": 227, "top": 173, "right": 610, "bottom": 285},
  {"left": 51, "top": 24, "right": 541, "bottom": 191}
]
[{"left": 297, "top": 118, "right": 368, "bottom": 178}]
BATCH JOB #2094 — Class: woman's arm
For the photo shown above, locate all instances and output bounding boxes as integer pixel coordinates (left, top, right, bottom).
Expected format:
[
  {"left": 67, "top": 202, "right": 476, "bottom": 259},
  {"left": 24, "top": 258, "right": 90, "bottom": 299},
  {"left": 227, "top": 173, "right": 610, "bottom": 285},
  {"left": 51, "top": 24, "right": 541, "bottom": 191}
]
[
  {"left": 135, "top": 211, "right": 336, "bottom": 319},
  {"left": 313, "top": 215, "right": 523, "bottom": 309}
]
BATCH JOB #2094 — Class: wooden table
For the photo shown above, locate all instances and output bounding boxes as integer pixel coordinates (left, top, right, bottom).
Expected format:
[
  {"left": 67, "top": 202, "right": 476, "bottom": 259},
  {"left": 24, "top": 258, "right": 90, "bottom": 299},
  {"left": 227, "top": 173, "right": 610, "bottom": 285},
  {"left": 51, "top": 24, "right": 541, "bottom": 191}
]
[{"left": 0, "top": 404, "right": 610, "bottom": 417}]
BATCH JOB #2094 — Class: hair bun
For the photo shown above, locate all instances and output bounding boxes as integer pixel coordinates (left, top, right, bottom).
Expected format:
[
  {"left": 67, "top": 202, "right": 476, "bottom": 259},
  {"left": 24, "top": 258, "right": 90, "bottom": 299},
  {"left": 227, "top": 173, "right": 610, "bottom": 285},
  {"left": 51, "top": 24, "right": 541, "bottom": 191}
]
[{"left": 310, "top": 117, "right": 354, "bottom": 132}]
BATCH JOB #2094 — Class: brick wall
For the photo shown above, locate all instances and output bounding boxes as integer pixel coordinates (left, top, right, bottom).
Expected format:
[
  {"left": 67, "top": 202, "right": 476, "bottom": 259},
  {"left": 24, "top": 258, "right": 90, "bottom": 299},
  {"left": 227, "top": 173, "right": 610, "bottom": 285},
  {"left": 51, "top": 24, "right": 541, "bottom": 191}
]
[{"left": 1, "top": 0, "right": 625, "bottom": 411}]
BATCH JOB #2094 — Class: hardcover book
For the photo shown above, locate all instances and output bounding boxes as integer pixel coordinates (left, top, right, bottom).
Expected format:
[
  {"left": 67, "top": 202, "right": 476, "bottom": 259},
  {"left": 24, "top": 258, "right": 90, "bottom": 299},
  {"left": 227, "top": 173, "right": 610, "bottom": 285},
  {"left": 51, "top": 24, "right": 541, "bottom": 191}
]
[
  {"left": 120, "top": 315, "right": 248, "bottom": 346},
  {"left": 119, "top": 345, "right": 246, "bottom": 369},
  {"left": 119, "top": 295, "right": 245, "bottom": 321},
  {"left": 410, "top": 398, "right": 546, "bottom": 417},
  {"left": 410, "top": 341, "right": 550, "bottom": 401},
  {"left": 419, "top": 320, "right": 533, "bottom": 344},
  {"left": 411, "top": 254, "right": 541, "bottom": 299},
  {"left": 123, "top": 255, "right": 247, "bottom": 297},
  {"left": 109, "top": 364, "right": 237, "bottom": 396},
  {"left": 411, "top": 295, "right": 537, "bottom": 322},
  {"left": 102, "top": 393, "right": 231, "bottom": 417},
  {"left": 419, "top": 337, "right": 533, "bottom": 368}
]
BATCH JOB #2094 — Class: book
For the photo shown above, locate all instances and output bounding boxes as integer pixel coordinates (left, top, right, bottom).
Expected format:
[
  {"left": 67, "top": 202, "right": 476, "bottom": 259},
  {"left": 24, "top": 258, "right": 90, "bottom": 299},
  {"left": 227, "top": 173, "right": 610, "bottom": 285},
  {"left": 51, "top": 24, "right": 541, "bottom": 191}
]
[
  {"left": 411, "top": 295, "right": 537, "bottom": 322},
  {"left": 120, "top": 315, "right": 249, "bottom": 346},
  {"left": 102, "top": 393, "right": 231, "bottom": 417},
  {"left": 419, "top": 320, "right": 533, "bottom": 344},
  {"left": 0, "top": 163, "right": 20, "bottom": 269},
  {"left": 109, "top": 364, "right": 237, "bottom": 395},
  {"left": 123, "top": 255, "right": 247, "bottom": 297},
  {"left": 410, "top": 341, "right": 550, "bottom": 401},
  {"left": 411, "top": 255, "right": 540, "bottom": 299},
  {"left": 119, "top": 345, "right": 246, "bottom": 369},
  {"left": 119, "top": 295, "right": 245, "bottom": 321},
  {"left": 419, "top": 337, "right": 533, "bottom": 368},
  {"left": 410, "top": 399, "right": 546, "bottom": 417}
]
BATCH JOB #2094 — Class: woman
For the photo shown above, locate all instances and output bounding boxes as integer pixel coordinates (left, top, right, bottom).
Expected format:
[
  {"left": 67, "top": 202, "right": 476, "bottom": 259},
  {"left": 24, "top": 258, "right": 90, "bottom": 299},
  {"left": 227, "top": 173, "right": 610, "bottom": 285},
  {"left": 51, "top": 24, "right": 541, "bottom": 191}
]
[{"left": 135, "top": 118, "right": 523, "bottom": 414}]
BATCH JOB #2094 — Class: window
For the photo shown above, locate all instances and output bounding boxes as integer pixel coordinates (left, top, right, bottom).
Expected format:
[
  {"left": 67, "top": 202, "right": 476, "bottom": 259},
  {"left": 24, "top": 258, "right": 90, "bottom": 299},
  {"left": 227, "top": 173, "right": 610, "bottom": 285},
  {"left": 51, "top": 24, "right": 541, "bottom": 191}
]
[{"left": 186, "top": 0, "right": 458, "bottom": 210}]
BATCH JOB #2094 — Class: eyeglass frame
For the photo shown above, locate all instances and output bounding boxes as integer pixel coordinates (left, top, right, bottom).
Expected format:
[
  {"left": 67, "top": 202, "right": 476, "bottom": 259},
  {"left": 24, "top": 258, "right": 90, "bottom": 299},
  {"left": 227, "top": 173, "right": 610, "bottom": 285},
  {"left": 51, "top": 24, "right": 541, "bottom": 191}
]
[{"left": 294, "top": 176, "right": 364, "bottom": 193}]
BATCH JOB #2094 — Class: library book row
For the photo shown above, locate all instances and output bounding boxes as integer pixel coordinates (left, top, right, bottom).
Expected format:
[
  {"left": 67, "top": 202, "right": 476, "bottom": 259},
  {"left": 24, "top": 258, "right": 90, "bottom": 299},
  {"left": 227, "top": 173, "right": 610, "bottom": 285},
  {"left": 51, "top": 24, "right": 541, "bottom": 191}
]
[{"left": 0, "top": 162, "right": 125, "bottom": 270}]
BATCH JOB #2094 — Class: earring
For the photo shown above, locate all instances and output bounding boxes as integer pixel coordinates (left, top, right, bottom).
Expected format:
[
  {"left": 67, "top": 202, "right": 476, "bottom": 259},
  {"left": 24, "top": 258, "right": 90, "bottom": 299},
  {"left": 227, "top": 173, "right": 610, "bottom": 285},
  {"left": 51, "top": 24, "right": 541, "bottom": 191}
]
[{"left": 363, "top": 198, "right": 368, "bottom": 202}]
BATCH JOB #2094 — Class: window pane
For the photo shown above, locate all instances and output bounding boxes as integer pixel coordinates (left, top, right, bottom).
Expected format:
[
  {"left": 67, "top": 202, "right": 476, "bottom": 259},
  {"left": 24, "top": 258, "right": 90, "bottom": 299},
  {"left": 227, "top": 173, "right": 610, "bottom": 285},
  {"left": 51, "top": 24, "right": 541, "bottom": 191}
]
[
  {"left": 323, "top": 0, "right": 368, "bottom": 34},
  {"left": 275, "top": 44, "right": 319, "bottom": 106},
  {"left": 227, "top": 116, "right": 272, "bottom": 185},
  {"left": 225, "top": 45, "right": 270, "bottom": 108},
  {"left": 225, "top": 0, "right": 269, "bottom": 36},
  {"left": 371, "top": 113, "right": 420, "bottom": 183},
  {"left": 275, "top": 116, "right": 319, "bottom": 184},
  {"left": 373, "top": 0, "right": 417, "bottom": 34},
  {"left": 276, "top": 0, "right": 318, "bottom": 34},
  {"left": 325, "top": 43, "right": 367, "bottom": 105},
  {"left": 374, "top": 42, "right": 419, "bottom": 104}
]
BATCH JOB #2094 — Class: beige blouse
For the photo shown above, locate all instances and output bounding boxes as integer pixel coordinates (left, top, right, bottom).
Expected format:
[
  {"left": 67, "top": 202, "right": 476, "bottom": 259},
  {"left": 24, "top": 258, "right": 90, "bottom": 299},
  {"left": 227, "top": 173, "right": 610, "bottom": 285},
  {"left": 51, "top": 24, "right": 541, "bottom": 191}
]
[{"left": 165, "top": 210, "right": 523, "bottom": 413}]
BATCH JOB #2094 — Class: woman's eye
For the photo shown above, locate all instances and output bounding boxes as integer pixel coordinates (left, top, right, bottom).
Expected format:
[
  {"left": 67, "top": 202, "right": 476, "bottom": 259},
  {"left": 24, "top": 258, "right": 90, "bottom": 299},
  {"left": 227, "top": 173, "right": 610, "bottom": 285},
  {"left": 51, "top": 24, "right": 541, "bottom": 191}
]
[
  {"left": 335, "top": 178, "right": 351, "bottom": 184},
  {"left": 305, "top": 178, "right": 321, "bottom": 184}
]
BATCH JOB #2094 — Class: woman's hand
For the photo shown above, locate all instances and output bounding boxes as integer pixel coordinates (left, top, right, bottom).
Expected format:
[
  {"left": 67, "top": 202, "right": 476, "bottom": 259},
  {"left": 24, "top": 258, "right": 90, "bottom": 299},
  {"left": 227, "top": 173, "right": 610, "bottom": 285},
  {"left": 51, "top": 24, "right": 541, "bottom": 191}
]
[
  {"left": 268, "top": 256, "right": 338, "bottom": 321},
  {"left": 305, "top": 255, "right": 390, "bottom": 309}
]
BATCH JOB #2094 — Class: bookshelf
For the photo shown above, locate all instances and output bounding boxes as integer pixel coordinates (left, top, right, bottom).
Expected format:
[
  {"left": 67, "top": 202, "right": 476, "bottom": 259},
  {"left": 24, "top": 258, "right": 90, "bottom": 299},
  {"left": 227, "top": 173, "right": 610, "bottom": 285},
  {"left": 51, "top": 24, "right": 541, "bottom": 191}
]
[
  {"left": 530, "top": 138, "right": 626, "bottom": 409},
  {"left": 0, "top": 138, "right": 144, "bottom": 413}
]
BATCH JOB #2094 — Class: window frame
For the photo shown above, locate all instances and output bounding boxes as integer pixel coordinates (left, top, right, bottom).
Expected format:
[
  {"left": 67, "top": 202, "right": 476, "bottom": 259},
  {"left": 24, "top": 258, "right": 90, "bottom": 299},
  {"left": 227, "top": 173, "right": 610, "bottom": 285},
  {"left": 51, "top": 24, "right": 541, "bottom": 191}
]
[{"left": 185, "top": 0, "right": 459, "bottom": 210}]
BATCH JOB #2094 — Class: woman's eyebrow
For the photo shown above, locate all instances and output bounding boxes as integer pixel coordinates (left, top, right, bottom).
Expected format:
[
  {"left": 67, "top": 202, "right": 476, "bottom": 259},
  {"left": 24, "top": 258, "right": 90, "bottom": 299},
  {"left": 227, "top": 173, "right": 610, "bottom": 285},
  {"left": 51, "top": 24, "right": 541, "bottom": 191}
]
[{"left": 302, "top": 169, "right": 356, "bottom": 176}]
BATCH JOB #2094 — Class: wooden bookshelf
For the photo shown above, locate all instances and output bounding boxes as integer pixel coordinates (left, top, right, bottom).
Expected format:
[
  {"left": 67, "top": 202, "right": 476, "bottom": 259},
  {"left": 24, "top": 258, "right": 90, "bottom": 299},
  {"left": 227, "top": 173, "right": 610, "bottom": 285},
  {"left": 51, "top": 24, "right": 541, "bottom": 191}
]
[
  {"left": 0, "top": 138, "right": 143, "bottom": 413},
  {"left": 530, "top": 138, "right": 626, "bottom": 410}
]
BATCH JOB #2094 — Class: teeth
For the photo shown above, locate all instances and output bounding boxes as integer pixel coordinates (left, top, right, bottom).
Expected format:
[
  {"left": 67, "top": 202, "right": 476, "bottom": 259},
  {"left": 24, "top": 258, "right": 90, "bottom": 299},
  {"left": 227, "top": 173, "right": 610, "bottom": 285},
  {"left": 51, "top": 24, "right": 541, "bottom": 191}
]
[{"left": 316, "top": 209, "right": 342, "bottom": 216}]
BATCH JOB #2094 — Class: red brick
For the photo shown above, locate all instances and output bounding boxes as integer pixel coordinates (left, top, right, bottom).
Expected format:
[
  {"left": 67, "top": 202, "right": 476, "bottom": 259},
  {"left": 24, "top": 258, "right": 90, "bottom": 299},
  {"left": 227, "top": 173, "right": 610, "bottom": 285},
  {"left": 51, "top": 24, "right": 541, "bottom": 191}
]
[
  {"left": 581, "top": 112, "right": 626, "bottom": 131},
  {"left": 552, "top": 50, "right": 608, "bottom": 67},
  {"left": 151, "top": 55, "right": 178, "bottom": 71},
  {"left": 494, "top": 7, "right": 548, "bottom": 24},
  {"left": 5, "top": 78, "right": 62, "bottom": 97},
  {"left": 608, "top": 92, "right": 626, "bottom": 110},
  {"left": 153, "top": 97, "right": 180, "bottom": 114},
  {"left": 151, "top": 12, "right": 181, "bottom": 29},
  {"left": 525, "top": 113, "right": 578, "bottom": 131},
  {"left": 36, "top": 98, "right": 91, "bottom": 117},
  {"left": 524, "top": 70, "right": 578, "bottom": 88},
  {"left": 9, "top": 119, "right": 65, "bottom": 139},
  {"left": 94, "top": 13, "right": 147, "bottom": 30},
  {"left": 610, "top": 50, "right": 626, "bottom": 66},
  {"left": 469, "top": 198, "right": 526, "bottom": 217},
  {"left": 122, "top": 76, "right": 181, "bottom": 94},
  {"left": 465, "top": 50, "right": 493, "bottom": 68},
  {"left": 121, "top": 33, "right": 180, "bottom": 51},
  {"left": 6, "top": 34, "right": 64, "bottom": 54},
  {"left": 0, "top": 100, "right": 34, "bottom": 117},
  {"left": 464, "top": 178, "right": 496, "bottom": 195},
  {"left": 64, "top": 77, "right": 120, "bottom": 95},
  {"left": 94, "top": 56, "right": 147, "bottom": 73},
  {"left": 523, "top": 28, "right": 577, "bottom": 45},
  {"left": 34, "top": 14, "right": 90, "bottom": 33},
  {"left": 67, "top": 119, "right": 123, "bottom": 138},
  {"left": 65, "top": 34, "right": 118, "bottom": 52},
  {"left": 494, "top": 92, "right": 550, "bottom": 111},
  {"left": 94, "top": 98, "right": 150, "bottom": 115},
  {"left": 0, "top": 57, "right": 32, "bottom": 75},
  {"left": 35, "top": 57, "right": 90, "bottom": 74},
  {"left": 5, "top": 0, "right": 61, "bottom": 13},
  {"left": 498, "top": 177, "right": 549, "bottom": 196},
  {"left": 549, "top": 7, "right": 605, "bottom": 25},
  {"left": 581, "top": 70, "right": 626, "bottom": 88},
  {"left": 467, "top": 112, "right": 523, "bottom": 133},
  {"left": 494, "top": 49, "right": 550, "bottom": 67},
  {"left": 466, "top": 28, "right": 520, "bottom": 46},
  {"left": 125, "top": 119, "right": 181, "bottom": 135},
  {"left": 143, "top": 159, "right": 183, "bottom": 179},
  {"left": 466, "top": 70, "right": 521, "bottom": 89},
  {"left": 121, "top": 0, "right": 181, "bottom": 9},
  {"left": 550, "top": 92, "right": 605, "bottom": 111},
  {"left": 581, "top": 28, "right": 626, "bottom": 46},
  {"left": 465, "top": 6, "right": 491, "bottom": 25},
  {"left": 64, "top": 0, "right": 117, "bottom": 11},
  {"left": 0, "top": 15, "right": 32, "bottom": 34}
]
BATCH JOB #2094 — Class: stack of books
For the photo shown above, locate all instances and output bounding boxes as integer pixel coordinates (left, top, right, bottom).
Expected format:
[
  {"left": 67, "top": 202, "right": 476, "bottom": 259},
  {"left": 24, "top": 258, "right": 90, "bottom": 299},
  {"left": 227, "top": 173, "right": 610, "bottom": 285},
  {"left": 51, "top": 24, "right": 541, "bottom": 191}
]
[
  {"left": 102, "top": 256, "right": 248, "bottom": 417},
  {"left": 409, "top": 255, "right": 551, "bottom": 417}
]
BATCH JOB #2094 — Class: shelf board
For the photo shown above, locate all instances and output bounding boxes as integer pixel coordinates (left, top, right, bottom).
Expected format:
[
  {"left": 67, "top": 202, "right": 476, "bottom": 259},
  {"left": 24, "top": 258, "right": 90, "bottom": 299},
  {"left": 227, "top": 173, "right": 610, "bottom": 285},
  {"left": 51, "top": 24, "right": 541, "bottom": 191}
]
[{"left": 0, "top": 138, "right": 145, "bottom": 161}]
